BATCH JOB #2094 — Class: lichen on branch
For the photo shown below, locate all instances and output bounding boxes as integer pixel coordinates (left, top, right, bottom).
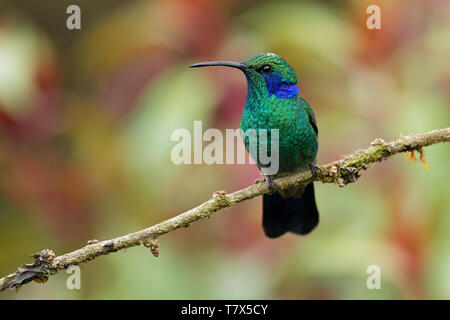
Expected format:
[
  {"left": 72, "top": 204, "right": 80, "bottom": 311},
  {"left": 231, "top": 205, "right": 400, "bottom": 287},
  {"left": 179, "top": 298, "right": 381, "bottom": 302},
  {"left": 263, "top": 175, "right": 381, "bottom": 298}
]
[{"left": 1, "top": 127, "right": 449, "bottom": 292}]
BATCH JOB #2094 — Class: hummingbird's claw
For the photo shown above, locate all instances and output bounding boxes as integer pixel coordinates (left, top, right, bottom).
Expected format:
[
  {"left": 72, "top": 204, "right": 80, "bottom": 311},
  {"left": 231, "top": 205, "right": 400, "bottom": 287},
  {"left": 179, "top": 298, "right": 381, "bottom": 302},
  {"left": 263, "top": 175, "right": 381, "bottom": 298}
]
[
  {"left": 309, "top": 164, "right": 321, "bottom": 177},
  {"left": 264, "top": 175, "right": 278, "bottom": 191}
]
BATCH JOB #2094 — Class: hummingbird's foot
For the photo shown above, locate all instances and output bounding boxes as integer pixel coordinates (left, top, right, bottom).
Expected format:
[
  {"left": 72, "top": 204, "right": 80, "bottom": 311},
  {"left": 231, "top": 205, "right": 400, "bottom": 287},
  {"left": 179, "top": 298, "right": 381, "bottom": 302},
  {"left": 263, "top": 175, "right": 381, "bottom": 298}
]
[
  {"left": 309, "top": 163, "right": 321, "bottom": 178},
  {"left": 264, "top": 175, "right": 278, "bottom": 191}
]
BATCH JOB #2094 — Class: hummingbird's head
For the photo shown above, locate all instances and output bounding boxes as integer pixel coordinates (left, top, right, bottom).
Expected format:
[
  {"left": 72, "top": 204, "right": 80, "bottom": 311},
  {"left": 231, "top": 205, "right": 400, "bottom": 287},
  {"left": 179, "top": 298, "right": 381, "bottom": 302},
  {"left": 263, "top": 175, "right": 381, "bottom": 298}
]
[{"left": 190, "top": 52, "right": 299, "bottom": 99}]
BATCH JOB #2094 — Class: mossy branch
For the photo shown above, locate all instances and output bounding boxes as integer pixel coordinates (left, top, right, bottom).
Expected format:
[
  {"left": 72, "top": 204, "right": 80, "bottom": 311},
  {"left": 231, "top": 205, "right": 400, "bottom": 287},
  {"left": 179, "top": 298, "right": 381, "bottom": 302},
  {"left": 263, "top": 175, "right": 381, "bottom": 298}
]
[{"left": 1, "top": 128, "right": 449, "bottom": 292}]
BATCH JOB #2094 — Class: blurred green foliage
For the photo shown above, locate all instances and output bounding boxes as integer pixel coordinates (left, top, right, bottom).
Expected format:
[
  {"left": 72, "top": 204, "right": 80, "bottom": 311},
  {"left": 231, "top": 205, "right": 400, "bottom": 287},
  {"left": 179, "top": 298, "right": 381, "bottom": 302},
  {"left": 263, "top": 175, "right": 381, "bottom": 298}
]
[{"left": 0, "top": 0, "right": 449, "bottom": 299}]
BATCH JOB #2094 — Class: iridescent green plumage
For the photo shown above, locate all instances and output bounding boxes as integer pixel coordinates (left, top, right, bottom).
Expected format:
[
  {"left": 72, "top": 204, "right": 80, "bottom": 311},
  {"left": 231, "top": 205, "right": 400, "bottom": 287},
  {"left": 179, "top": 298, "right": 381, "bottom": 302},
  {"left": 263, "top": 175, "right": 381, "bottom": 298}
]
[{"left": 191, "top": 53, "right": 320, "bottom": 238}]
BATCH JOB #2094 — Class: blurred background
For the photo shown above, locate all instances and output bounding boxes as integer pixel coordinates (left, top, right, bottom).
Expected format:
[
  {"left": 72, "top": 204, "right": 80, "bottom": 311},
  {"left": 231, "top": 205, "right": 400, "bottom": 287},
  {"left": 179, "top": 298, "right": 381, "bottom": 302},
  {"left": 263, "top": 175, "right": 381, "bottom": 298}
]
[{"left": 0, "top": 0, "right": 449, "bottom": 299}]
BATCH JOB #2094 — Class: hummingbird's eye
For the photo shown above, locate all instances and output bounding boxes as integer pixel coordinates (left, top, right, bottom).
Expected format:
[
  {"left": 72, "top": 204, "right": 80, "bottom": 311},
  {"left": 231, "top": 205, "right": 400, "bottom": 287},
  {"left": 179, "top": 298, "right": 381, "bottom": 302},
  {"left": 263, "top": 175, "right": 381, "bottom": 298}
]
[{"left": 260, "top": 64, "right": 273, "bottom": 74}]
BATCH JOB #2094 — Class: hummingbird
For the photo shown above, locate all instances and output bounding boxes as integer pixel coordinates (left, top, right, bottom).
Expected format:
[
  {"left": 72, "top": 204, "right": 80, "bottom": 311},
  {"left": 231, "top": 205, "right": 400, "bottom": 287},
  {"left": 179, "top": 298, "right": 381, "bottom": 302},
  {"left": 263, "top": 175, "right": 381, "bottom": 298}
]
[{"left": 190, "top": 53, "right": 319, "bottom": 238}]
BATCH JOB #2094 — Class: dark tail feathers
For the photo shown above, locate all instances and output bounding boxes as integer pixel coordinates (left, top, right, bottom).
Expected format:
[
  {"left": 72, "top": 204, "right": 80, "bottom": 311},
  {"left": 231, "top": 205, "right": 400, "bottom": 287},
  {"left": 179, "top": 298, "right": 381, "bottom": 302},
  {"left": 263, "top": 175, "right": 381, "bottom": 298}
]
[{"left": 262, "top": 182, "right": 319, "bottom": 238}]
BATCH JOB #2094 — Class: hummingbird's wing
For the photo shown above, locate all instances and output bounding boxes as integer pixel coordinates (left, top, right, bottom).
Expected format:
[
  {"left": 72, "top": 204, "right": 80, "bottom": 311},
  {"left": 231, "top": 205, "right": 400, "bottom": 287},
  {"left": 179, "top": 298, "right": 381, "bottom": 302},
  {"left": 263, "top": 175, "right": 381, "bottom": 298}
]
[{"left": 298, "top": 96, "right": 318, "bottom": 136}]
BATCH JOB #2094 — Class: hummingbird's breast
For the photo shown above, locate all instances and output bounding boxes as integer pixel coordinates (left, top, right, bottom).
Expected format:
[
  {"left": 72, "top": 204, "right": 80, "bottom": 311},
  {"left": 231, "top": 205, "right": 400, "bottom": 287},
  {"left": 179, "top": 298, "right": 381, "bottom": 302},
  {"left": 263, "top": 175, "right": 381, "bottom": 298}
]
[{"left": 240, "top": 95, "right": 318, "bottom": 174}]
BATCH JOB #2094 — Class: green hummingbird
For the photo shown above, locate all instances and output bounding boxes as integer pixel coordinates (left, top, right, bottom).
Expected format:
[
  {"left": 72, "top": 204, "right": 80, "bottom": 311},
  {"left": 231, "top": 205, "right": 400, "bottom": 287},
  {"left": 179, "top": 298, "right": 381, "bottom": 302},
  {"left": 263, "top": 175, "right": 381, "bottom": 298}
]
[{"left": 190, "top": 52, "right": 319, "bottom": 238}]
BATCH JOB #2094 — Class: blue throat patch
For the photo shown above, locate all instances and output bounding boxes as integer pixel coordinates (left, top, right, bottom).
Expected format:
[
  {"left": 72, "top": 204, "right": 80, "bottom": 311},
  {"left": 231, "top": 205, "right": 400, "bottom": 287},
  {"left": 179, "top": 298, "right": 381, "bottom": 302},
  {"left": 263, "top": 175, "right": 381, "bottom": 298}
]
[{"left": 263, "top": 72, "right": 299, "bottom": 99}]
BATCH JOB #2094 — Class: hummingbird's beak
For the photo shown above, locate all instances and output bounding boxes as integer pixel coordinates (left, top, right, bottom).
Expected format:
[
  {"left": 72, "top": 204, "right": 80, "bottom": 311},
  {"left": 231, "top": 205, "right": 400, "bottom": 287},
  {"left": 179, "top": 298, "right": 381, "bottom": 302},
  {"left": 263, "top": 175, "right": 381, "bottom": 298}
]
[{"left": 189, "top": 61, "right": 248, "bottom": 71}]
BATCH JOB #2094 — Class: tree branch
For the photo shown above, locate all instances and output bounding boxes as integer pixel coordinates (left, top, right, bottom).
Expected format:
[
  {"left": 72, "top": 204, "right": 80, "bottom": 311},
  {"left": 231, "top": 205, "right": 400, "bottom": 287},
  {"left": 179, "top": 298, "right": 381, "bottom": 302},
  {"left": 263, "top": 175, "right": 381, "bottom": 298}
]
[{"left": 1, "top": 128, "right": 449, "bottom": 292}]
